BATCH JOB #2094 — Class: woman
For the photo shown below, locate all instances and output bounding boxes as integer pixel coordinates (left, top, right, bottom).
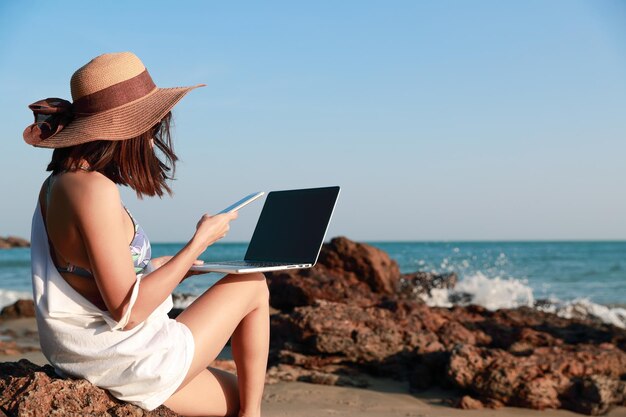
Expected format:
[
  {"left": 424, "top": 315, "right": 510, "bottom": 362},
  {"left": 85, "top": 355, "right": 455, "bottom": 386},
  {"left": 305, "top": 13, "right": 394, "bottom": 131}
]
[{"left": 24, "top": 52, "right": 269, "bottom": 417}]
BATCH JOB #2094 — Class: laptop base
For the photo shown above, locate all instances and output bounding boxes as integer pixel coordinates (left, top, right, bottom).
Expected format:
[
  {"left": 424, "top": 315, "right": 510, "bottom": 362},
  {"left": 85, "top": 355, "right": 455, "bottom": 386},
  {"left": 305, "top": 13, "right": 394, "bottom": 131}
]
[{"left": 190, "top": 263, "right": 312, "bottom": 274}]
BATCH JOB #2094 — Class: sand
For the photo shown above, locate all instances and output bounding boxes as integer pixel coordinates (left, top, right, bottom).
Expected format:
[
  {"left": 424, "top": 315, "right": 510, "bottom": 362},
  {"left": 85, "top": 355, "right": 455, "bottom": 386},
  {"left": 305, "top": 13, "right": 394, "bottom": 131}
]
[{"left": 1, "top": 317, "right": 625, "bottom": 417}]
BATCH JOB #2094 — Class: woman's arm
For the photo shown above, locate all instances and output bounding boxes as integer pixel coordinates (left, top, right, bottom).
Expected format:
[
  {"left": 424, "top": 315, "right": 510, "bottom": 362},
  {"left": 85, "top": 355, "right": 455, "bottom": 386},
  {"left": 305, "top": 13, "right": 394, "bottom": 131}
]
[
  {"left": 150, "top": 256, "right": 207, "bottom": 280},
  {"left": 74, "top": 175, "right": 237, "bottom": 330}
]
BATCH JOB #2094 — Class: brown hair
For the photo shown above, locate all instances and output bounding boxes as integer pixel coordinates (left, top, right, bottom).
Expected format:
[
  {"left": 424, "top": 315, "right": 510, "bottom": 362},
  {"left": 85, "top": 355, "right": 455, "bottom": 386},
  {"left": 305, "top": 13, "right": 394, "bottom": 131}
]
[{"left": 46, "top": 112, "right": 177, "bottom": 198}]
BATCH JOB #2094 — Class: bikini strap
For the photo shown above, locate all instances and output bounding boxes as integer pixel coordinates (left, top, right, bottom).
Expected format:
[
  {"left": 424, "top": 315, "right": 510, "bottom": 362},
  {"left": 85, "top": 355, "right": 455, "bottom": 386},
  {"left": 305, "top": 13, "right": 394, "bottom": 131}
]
[
  {"left": 57, "top": 264, "right": 94, "bottom": 278},
  {"left": 123, "top": 204, "right": 138, "bottom": 232}
]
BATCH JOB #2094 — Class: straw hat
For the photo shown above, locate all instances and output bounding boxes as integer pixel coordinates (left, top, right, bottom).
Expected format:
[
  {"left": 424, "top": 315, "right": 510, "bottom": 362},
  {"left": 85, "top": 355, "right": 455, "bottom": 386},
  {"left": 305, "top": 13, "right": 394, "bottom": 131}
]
[{"left": 23, "top": 52, "right": 205, "bottom": 148}]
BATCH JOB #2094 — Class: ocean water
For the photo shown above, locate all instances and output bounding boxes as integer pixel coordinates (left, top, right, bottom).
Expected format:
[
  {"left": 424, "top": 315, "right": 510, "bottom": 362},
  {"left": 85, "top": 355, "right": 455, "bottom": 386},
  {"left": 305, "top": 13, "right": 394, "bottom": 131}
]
[{"left": 1, "top": 241, "right": 625, "bottom": 327}]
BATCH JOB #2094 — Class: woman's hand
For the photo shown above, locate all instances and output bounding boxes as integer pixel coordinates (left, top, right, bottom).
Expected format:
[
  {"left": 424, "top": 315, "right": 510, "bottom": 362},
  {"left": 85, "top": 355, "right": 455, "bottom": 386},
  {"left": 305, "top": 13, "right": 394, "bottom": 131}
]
[{"left": 191, "top": 211, "right": 239, "bottom": 253}]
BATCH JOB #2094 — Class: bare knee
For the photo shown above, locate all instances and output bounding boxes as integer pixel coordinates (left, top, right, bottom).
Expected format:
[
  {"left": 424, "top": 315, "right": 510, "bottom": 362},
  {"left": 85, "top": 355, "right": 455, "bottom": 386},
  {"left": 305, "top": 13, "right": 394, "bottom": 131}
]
[
  {"left": 219, "top": 272, "right": 268, "bottom": 310},
  {"left": 258, "top": 273, "right": 269, "bottom": 296},
  {"left": 248, "top": 272, "right": 269, "bottom": 308}
]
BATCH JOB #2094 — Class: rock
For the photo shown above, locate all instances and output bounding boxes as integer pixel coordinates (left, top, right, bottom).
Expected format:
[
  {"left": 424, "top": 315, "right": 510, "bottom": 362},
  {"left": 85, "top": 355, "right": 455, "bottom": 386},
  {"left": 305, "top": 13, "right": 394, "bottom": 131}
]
[
  {"left": 508, "top": 327, "right": 560, "bottom": 355},
  {"left": 456, "top": 395, "right": 484, "bottom": 409},
  {"left": 0, "top": 299, "right": 36, "bottom": 319},
  {"left": 270, "top": 298, "right": 470, "bottom": 382},
  {"left": 5, "top": 236, "right": 30, "bottom": 247},
  {"left": 265, "top": 363, "right": 369, "bottom": 387},
  {"left": 446, "top": 343, "right": 626, "bottom": 413},
  {"left": 297, "top": 370, "right": 369, "bottom": 387},
  {"left": 397, "top": 271, "right": 457, "bottom": 299},
  {"left": 564, "top": 375, "right": 626, "bottom": 415},
  {"left": 4, "top": 235, "right": 626, "bottom": 416},
  {"left": 0, "top": 236, "right": 30, "bottom": 248},
  {"left": 272, "top": 299, "right": 408, "bottom": 363},
  {"left": 409, "top": 362, "right": 434, "bottom": 390},
  {"left": 265, "top": 236, "right": 401, "bottom": 311},
  {"left": 269, "top": 267, "right": 626, "bottom": 413},
  {"left": 316, "top": 236, "right": 401, "bottom": 294},
  {"left": 436, "top": 320, "right": 480, "bottom": 349},
  {"left": 472, "top": 306, "right": 626, "bottom": 350},
  {"left": 0, "top": 340, "right": 39, "bottom": 355},
  {"left": 483, "top": 398, "right": 505, "bottom": 409},
  {"left": 0, "top": 359, "right": 179, "bottom": 416},
  {"left": 448, "top": 291, "right": 473, "bottom": 304},
  {"left": 210, "top": 359, "right": 237, "bottom": 374}
]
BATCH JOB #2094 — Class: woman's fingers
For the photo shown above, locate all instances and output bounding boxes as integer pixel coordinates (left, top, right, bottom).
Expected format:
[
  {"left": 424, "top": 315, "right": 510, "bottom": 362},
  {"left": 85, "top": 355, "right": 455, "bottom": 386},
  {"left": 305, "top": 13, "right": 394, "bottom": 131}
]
[{"left": 192, "top": 210, "right": 240, "bottom": 251}]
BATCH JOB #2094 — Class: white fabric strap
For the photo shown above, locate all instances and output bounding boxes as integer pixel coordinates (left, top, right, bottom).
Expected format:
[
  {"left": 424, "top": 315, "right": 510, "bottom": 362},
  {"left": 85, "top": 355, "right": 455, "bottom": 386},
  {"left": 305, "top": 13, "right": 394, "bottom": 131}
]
[{"left": 111, "top": 274, "right": 143, "bottom": 331}]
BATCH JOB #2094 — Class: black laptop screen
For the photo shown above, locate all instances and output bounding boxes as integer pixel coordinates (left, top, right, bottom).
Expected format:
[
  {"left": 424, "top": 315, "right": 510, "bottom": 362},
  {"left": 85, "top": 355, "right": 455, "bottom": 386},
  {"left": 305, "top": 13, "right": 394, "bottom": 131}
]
[{"left": 244, "top": 186, "right": 340, "bottom": 264}]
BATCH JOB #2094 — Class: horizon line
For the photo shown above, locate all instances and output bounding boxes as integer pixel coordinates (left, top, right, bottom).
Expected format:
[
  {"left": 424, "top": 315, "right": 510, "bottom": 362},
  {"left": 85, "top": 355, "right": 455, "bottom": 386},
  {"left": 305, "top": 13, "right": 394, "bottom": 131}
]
[{"left": 150, "top": 238, "right": 626, "bottom": 245}]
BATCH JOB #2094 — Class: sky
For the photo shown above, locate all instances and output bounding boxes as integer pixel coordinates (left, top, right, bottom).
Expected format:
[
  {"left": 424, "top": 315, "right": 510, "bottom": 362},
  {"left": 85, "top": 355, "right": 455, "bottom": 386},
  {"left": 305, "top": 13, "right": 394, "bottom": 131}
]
[{"left": 1, "top": 1, "right": 625, "bottom": 242}]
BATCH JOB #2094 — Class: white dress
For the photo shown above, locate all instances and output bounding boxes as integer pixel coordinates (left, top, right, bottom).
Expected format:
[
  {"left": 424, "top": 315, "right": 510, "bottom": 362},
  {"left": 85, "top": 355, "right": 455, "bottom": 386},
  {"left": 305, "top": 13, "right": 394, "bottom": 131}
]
[{"left": 30, "top": 201, "right": 195, "bottom": 411}]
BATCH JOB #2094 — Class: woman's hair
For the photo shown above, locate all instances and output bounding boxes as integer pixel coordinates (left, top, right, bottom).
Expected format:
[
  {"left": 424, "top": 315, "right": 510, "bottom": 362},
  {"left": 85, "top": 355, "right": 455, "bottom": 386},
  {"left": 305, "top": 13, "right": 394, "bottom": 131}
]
[{"left": 46, "top": 112, "right": 177, "bottom": 198}]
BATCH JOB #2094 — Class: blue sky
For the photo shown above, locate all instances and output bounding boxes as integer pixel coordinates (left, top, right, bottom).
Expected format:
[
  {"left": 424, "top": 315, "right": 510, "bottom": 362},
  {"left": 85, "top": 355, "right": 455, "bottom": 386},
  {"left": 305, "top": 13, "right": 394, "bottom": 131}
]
[{"left": 1, "top": 1, "right": 625, "bottom": 242}]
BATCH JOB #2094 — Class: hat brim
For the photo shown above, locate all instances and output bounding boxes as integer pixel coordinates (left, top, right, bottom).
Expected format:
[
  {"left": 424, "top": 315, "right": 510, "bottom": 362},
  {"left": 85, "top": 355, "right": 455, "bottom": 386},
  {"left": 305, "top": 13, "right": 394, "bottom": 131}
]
[{"left": 33, "top": 84, "right": 205, "bottom": 148}]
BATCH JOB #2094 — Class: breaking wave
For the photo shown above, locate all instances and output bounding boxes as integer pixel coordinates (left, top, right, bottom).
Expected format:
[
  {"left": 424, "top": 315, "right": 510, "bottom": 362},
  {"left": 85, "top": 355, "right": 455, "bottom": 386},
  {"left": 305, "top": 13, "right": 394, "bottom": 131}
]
[
  {"left": 0, "top": 289, "right": 32, "bottom": 311},
  {"left": 419, "top": 272, "right": 626, "bottom": 329}
]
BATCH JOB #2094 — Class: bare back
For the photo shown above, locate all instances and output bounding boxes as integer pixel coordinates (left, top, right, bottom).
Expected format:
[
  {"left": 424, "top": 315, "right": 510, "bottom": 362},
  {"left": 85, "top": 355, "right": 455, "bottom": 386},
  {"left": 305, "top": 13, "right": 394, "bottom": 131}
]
[{"left": 38, "top": 171, "right": 137, "bottom": 310}]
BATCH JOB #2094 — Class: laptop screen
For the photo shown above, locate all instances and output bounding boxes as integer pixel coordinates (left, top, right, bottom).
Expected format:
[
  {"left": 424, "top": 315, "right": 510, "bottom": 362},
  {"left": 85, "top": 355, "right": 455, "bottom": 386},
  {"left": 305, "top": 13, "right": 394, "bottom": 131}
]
[{"left": 244, "top": 186, "right": 340, "bottom": 264}]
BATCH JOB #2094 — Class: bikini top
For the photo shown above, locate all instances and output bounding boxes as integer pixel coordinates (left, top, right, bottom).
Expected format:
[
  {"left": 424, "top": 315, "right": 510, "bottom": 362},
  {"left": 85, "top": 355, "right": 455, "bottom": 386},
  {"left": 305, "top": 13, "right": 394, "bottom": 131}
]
[{"left": 45, "top": 174, "right": 152, "bottom": 279}]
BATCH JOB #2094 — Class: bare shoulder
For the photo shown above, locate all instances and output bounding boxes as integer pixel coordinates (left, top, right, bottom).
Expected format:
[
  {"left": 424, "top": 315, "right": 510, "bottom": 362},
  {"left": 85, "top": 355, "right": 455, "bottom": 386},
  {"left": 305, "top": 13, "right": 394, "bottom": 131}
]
[{"left": 55, "top": 171, "right": 121, "bottom": 214}]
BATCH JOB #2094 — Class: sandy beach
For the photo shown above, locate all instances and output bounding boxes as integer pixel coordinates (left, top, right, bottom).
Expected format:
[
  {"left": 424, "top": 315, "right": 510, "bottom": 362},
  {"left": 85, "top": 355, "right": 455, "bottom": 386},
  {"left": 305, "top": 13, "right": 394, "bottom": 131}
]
[{"left": 2, "top": 315, "right": 625, "bottom": 417}]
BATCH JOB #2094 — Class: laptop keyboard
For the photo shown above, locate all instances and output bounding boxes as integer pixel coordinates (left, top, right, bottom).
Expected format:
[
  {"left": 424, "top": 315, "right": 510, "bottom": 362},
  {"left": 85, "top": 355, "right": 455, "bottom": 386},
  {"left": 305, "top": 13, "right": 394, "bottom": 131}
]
[{"left": 215, "top": 260, "right": 290, "bottom": 267}]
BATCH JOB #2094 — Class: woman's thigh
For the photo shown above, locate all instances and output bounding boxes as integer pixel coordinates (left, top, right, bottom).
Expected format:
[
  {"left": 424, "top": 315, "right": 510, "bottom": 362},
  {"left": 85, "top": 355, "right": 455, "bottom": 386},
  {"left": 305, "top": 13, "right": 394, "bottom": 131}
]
[
  {"left": 164, "top": 367, "right": 239, "bottom": 417},
  {"left": 175, "top": 272, "right": 269, "bottom": 386}
]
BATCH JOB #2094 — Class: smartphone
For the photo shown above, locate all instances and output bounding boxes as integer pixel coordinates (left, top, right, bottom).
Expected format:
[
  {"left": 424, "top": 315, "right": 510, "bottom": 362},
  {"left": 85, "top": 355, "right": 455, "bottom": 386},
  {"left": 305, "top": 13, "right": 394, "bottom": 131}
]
[{"left": 218, "top": 191, "right": 265, "bottom": 214}]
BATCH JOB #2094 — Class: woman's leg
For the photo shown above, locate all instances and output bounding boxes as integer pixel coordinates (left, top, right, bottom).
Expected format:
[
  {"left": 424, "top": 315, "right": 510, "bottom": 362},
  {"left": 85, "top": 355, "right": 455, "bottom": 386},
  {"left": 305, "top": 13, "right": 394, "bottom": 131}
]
[
  {"left": 162, "top": 367, "right": 239, "bottom": 417},
  {"left": 164, "top": 272, "right": 270, "bottom": 417},
  {"left": 229, "top": 288, "right": 270, "bottom": 416}
]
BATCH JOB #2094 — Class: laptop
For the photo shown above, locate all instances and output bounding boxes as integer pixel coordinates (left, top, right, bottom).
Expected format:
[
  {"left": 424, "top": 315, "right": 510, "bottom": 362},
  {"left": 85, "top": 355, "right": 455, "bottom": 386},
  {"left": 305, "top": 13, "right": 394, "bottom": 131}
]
[{"left": 190, "top": 185, "right": 341, "bottom": 274}]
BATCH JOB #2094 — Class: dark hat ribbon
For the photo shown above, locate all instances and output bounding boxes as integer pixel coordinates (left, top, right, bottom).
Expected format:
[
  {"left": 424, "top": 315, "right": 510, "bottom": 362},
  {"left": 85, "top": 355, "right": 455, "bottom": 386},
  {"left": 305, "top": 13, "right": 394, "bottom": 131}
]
[{"left": 23, "top": 98, "right": 74, "bottom": 145}]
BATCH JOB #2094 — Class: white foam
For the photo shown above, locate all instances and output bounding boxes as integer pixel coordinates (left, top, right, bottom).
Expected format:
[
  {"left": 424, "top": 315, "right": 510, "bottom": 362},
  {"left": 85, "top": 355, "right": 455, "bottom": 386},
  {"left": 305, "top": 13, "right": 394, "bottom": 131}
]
[
  {"left": 0, "top": 289, "right": 32, "bottom": 310},
  {"left": 420, "top": 272, "right": 534, "bottom": 310},
  {"left": 537, "top": 298, "right": 626, "bottom": 329},
  {"left": 419, "top": 272, "right": 626, "bottom": 329},
  {"left": 423, "top": 287, "right": 454, "bottom": 308},
  {"left": 171, "top": 293, "right": 199, "bottom": 309}
]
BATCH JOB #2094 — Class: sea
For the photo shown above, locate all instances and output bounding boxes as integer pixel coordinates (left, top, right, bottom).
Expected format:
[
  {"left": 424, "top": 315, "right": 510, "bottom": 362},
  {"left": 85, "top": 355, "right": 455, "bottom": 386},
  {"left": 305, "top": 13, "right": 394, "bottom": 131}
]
[{"left": 1, "top": 241, "right": 625, "bottom": 328}]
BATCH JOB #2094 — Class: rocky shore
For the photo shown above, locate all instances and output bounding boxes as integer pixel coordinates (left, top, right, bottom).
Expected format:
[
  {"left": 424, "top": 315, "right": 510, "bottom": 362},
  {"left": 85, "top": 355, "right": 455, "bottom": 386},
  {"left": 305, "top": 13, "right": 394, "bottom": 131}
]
[
  {"left": 1, "top": 236, "right": 625, "bottom": 416},
  {"left": 263, "top": 237, "right": 626, "bottom": 415},
  {"left": 0, "top": 236, "right": 29, "bottom": 249}
]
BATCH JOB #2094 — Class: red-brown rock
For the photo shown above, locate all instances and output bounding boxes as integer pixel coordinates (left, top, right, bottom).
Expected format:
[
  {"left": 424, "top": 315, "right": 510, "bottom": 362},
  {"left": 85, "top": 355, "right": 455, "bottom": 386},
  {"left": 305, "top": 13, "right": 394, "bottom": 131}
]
[
  {"left": 0, "top": 236, "right": 29, "bottom": 248},
  {"left": 265, "top": 236, "right": 401, "bottom": 311},
  {"left": 564, "top": 375, "right": 626, "bottom": 415},
  {"left": 446, "top": 343, "right": 626, "bottom": 414},
  {"left": 317, "top": 236, "right": 401, "bottom": 294},
  {"left": 0, "top": 299, "right": 36, "bottom": 319},
  {"left": 4, "top": 235, "right": 625, "bottom": 416},
  {"left": 0, "top": 360, "right": 179, "bottom": 416},
  {"left": 456, "top": 395, "right": 484, "bottom": 409},
  {"left": 0, "top": 340, "right": 39, "bottom": 355}
]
